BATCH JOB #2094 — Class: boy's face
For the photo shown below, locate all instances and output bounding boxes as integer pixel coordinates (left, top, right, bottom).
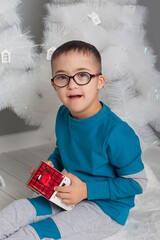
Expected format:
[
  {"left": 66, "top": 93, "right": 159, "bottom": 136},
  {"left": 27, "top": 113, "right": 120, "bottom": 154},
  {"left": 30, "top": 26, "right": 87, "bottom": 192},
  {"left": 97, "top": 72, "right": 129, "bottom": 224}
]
[{"left": 51, "top": 50, "right": 106, "bottom": 119}]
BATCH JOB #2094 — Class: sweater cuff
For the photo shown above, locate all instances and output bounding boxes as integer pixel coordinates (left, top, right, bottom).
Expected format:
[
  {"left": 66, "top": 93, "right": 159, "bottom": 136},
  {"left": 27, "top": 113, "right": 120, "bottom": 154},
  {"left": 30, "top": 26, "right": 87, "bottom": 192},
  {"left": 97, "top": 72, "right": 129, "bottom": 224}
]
[{"left": 86, "top": 181, "right": 110, "bottom": 200}]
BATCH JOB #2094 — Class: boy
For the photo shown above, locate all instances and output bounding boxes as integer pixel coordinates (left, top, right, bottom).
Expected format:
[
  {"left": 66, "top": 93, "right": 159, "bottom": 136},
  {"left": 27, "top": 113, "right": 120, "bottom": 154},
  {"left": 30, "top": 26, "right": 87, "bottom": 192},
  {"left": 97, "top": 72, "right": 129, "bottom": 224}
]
[{"left": 0, "top": 40, "right": 147, "bottom": 240}]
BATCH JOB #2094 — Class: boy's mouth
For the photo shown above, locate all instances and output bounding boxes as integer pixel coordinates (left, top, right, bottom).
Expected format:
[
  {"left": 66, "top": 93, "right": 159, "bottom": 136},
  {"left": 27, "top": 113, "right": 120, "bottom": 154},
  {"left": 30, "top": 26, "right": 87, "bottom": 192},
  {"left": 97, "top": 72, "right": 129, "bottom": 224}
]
[{"left": 68, "top": 95, "right": 82, "bottom": 99}]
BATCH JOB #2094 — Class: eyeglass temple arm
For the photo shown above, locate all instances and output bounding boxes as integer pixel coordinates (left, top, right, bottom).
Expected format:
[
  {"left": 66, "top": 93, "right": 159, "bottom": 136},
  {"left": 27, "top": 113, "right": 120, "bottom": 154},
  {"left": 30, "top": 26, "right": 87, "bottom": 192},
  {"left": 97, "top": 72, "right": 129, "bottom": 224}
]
[{"left": 92, "top": 73, "right": 102, "bottom": 77}]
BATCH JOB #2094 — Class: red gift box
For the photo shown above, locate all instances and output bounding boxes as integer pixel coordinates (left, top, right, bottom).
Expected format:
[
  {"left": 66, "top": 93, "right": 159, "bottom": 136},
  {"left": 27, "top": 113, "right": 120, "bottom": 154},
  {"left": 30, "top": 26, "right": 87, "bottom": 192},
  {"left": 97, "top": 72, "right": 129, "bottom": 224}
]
[{"left": 27, "top": 161, "right": 74, "bottom": 210}]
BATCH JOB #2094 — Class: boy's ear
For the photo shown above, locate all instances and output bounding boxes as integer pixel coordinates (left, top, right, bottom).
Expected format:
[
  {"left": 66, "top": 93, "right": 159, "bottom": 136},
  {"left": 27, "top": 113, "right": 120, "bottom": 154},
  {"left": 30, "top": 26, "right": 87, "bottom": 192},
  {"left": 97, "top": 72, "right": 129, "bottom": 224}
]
[
  {"left": 51, "top": 82, "right": 57, "bottom": 91},
  {"left": 97, "top": 74, "right": 106, "bottom": 90}
]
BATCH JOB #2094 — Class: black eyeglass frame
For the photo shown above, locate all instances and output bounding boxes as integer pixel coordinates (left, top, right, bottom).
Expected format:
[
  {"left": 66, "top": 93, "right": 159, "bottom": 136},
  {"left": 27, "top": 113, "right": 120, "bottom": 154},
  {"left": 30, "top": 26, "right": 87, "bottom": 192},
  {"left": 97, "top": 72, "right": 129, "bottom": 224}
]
[{"left": 51, "top": 72, "right": 102, "bottom": 88}]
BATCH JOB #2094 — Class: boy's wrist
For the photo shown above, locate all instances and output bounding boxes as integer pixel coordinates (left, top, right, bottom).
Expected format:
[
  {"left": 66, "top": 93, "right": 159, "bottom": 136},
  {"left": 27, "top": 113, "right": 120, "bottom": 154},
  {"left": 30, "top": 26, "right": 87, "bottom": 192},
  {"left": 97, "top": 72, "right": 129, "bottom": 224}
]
[{"left": 83, "top": 182, "right": 88, "bottom": 199}]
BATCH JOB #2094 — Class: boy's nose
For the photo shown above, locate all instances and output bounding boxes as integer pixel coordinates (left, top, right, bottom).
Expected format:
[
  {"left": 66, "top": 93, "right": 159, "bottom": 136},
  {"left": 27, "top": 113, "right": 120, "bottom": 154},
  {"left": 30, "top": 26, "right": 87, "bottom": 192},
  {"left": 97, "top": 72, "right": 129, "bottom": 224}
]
[{"left": 67, "top": 77, "right": 78, "bottom": 89}]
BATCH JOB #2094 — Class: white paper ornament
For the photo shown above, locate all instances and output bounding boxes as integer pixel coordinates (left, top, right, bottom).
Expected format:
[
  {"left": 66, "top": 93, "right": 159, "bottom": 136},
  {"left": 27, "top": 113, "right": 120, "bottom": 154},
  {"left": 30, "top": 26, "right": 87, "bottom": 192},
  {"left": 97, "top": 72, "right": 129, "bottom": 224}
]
[
  {"left": 88, "top": 12, "right": 101, "bottom": 25},
  {"left": 47, "top": 47, "right": 56, "bottom": 60},
  {"left": 1, "top": 49, "right": 11, "bottom": 63},
  {"left": 0, "top": 176, "right": 5, "bottom": 188}
]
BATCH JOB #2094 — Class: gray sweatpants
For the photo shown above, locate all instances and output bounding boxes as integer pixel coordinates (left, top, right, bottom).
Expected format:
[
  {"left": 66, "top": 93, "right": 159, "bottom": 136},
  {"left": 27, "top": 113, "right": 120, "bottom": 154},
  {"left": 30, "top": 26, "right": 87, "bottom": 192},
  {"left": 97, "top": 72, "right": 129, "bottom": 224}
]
[{"left": 0, "top": 197, "right": 122, "bottom": 240}]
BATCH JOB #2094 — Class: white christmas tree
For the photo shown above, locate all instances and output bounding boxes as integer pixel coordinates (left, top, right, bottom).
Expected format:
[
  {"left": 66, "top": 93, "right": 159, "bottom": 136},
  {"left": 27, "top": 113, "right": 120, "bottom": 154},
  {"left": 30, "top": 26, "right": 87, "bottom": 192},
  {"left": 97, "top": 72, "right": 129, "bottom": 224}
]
[
  {"left": 0, "top": 0, "right": 38, "bottom": 187},
  {"left": 0, "top": 0, "right": 40, "bottom": 124},
  {"left": 29, "top": 0, "right": 160, "bottom": 149},
  {"left": 1, "top": 0, "right": 159, "bottom": 148},
  {"left": 33, "top": 3, "right": 160, "bottom": 238}
]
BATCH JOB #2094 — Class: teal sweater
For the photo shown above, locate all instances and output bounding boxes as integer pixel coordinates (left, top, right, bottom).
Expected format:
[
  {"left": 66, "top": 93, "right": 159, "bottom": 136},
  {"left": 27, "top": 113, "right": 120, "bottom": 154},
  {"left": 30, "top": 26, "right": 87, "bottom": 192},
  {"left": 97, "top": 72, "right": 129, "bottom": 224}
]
[{"left": 48, "top": 102, "right": 144, "bottom": 225}]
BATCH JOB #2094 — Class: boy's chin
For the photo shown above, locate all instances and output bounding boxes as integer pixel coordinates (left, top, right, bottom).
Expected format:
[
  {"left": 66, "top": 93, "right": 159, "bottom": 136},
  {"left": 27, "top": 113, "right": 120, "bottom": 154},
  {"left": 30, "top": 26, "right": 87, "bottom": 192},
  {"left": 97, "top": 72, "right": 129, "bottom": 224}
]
[{"left": 68, "top": 107, "right": 84, "bottom": 119}]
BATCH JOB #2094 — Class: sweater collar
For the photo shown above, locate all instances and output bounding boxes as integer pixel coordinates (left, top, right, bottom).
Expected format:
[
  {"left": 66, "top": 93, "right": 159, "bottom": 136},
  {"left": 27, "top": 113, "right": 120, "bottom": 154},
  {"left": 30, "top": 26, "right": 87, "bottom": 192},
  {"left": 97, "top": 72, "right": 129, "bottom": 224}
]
[{"left": 68, "top": 101, "right": 108, "bottom": 125}]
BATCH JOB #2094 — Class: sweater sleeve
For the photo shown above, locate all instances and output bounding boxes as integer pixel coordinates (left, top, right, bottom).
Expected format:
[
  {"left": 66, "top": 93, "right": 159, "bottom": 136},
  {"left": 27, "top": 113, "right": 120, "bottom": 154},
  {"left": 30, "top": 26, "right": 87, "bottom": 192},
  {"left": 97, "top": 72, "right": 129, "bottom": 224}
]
[
  {"left": 87, "top": 122, "right": 147, "bottom": 201},
  {"left": 47, "top": 106, "right": 65, "bottom": 172},
  {"left": 48, "top": 143, "right": 64, "bottom": 172}
]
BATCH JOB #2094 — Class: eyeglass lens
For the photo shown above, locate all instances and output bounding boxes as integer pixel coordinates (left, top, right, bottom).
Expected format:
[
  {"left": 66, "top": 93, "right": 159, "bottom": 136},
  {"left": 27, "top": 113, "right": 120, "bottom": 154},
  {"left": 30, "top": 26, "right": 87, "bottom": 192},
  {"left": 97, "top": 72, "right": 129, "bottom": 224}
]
[{"left": 53, "top": 72, "right": 91, "bottom": 87}]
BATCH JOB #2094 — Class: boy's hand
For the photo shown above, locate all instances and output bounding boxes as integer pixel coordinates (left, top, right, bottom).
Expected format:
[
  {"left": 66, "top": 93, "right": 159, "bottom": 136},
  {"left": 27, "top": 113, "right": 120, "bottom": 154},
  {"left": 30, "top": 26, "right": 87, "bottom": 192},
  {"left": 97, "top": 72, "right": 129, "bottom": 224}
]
[
  {"left": 55, "top": 172, "right": 88, "bottom": 206},
  {"left": 30, "top": 161, "right": 54, "bottom": 175}
]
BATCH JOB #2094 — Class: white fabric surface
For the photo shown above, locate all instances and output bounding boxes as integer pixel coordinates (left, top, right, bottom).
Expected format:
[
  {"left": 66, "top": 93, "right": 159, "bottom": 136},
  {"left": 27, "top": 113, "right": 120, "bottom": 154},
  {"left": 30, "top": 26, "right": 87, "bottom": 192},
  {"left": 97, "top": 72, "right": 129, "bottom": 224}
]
[{"left": 104, "top": 146, "right": 160, "bottom": 240}]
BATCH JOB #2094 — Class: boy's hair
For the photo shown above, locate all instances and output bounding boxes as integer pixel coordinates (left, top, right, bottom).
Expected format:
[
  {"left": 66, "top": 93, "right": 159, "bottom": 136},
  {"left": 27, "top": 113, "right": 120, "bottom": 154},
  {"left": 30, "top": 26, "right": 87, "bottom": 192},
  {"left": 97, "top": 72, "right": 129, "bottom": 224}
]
[{"left": 51, "top": 40, "right": 101, "bottom": 71}]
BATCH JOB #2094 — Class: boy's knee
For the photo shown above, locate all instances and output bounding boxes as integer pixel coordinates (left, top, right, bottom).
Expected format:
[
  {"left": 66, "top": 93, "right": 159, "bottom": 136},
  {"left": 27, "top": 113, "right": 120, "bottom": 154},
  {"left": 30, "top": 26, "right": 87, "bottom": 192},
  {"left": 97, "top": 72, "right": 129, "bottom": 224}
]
[
  {"left": 27, "top": 196, "right": 52, "bottom": 216},
  {"left": 30, "top": 217, "right": 61, "bottom": 239}
]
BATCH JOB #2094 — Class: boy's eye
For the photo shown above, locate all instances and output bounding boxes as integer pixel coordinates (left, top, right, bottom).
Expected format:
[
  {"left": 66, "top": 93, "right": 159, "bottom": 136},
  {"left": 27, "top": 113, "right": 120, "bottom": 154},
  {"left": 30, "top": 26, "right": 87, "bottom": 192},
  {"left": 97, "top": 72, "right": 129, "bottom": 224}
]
[
  {"left": 77, "top": 73, "right": 87, "bottom": 78},
  {"left": 57, "top": 75, "right": 68, "bottom": 80},
  {"left": 76, "top": 73, "right": 90, "bottom": 81}
]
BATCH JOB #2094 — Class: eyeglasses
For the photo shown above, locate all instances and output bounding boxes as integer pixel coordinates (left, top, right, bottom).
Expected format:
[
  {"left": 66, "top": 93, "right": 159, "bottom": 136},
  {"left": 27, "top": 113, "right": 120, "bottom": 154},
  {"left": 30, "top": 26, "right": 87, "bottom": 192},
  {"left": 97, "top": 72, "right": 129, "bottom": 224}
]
[{"left": 51, "top": 72, "right": 102, "bottom": 88}]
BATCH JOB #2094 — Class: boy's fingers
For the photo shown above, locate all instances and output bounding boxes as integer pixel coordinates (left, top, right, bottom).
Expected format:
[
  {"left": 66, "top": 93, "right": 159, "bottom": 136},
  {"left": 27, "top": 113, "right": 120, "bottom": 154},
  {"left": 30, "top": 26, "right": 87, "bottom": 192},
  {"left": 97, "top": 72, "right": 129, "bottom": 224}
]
[
  {"left": 30, "top": 168, "right": 36, "bottom": 175},
  {"left": 45, "top": 160, "right": 54, "bottom": 168},
  {"left": 54, "top": 186, "right": 70, "bottom": 192},
  {"left": 56, "top": 192, "right": 70, "bottom": 199}
]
